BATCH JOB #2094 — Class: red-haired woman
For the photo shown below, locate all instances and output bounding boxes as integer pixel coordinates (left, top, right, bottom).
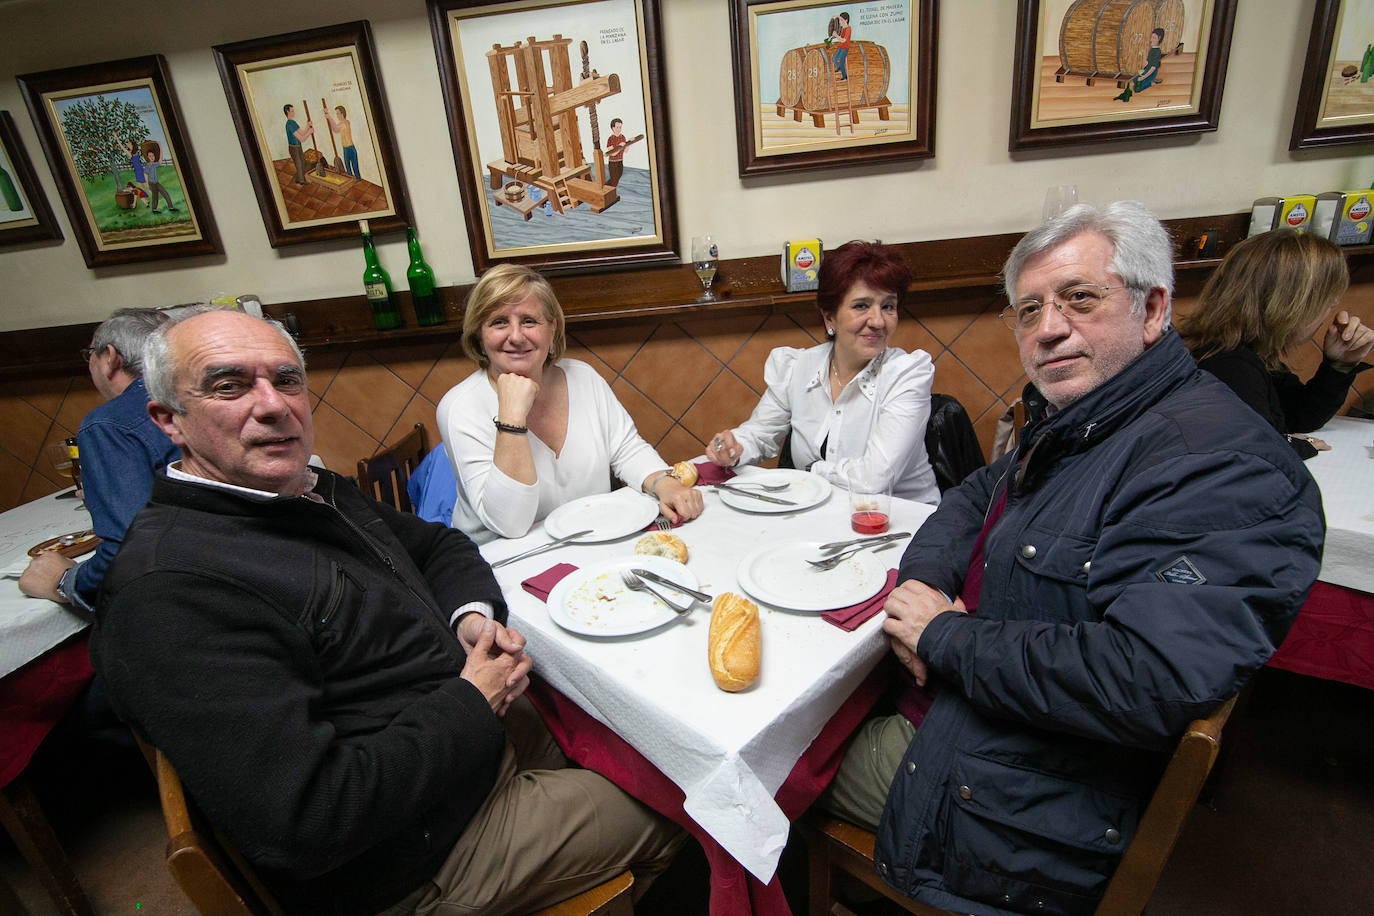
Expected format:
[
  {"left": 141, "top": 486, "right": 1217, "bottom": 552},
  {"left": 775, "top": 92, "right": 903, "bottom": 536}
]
[{"left": 707, "top": 240, "right": 939, "bottom": 503}]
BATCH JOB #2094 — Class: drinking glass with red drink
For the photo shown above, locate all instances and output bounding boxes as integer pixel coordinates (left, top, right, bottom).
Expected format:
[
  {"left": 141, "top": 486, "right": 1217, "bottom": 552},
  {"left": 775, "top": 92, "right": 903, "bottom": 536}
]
[{"left": 848, "top": 466, "right": 890, "bottom": 534}]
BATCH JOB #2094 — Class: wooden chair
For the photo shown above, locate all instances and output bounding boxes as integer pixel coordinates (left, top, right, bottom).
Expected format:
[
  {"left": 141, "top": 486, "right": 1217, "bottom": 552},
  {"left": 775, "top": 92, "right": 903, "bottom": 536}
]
[
  {"left": 356, "top": 423, "right": 429, "bottom": 513},
  {"left": 136, "top": 737, "right": 635, "bottom": 916},
  {"left": 805, "top": 696, "right": 1237, "bottom": 916}
]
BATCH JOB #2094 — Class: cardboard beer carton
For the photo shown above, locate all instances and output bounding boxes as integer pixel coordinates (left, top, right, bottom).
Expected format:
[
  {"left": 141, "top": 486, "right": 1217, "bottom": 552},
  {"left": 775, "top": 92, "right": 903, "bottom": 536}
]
[{"left": 782, "top": 239, "right": 822, "bottom": 292}]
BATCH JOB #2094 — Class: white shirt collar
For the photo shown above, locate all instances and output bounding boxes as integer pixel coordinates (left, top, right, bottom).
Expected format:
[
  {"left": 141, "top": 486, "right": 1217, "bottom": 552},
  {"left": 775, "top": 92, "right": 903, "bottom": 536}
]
[{"left": 166, "top": 461, "right": 319, "bottom": 501}]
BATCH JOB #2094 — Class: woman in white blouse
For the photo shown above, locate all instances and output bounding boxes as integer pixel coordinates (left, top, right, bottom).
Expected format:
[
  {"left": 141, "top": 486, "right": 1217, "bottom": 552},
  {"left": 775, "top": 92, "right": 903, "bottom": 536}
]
[
  {"left": 706, "top": 241, "right": 939, "bottom": 504},
  {"left": 438, "top": 264, "right": 703, "bottom": 541}
]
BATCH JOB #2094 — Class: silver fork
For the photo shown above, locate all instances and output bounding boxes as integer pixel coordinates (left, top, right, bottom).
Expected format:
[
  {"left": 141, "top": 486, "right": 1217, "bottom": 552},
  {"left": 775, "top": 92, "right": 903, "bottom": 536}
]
[
  {"left": 652, "top": 515, "right": 673, "bottom": 531},
  {"left": 620, "top": 569, "right": 691, "bottom": 613},
  {"left": 728, "top": 481, "right": 790, "bottom": 491},
  {"left": 807, "top": 541, "right": 898, "bottom": 571}
]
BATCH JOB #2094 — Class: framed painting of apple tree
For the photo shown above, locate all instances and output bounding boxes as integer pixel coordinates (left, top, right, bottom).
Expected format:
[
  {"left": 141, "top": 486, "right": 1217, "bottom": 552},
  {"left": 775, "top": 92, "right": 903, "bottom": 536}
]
[{"left": 18, "top": 55, "right": 221, "bottom": 268}]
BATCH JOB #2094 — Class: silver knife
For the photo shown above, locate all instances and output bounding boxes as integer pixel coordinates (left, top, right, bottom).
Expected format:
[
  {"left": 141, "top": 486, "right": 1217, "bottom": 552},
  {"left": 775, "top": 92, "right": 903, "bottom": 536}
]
[
  {"left": 491, "top": 528, "right": 595, "bottom": 568},
  {"left": 713, "top": 483, "right": 797, "bottom": 506},
  {"left": 818, "top": 531, "right": 912, "bottom": 554},
  {"left": 631, "top": 568, "right": 713, "bottom": 604}
]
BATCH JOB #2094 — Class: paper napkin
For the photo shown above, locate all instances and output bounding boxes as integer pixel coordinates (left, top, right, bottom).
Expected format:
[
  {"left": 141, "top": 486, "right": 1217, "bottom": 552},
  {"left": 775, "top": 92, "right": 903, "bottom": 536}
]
[{"left": 822, "top": 569, "right": 898, "bottom": 631}]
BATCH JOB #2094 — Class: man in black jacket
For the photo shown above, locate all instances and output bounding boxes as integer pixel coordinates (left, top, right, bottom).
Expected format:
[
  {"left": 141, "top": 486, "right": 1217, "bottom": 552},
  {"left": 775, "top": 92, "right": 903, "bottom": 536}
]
[
  {"left": 821, "top": 202, "right": 1325, "bottom": 916},
  {"left": 91, "top": 309, "right": 680, "bottom": 916}
]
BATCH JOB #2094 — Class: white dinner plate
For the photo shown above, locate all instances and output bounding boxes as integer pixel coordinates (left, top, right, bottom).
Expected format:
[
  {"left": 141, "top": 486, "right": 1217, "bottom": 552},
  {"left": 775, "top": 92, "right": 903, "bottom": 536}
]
[
  {"left": 544, "top": 491, "right": 660, "bottom": 542},
  {"left": 717, "top": 469, "right": 830, "bottom": 514},
  {"left": 547, "top": 555, "right": 699, "bottom": 637},
  {"left": 736, "top": 541, "right": 888, "bottom": 611}
]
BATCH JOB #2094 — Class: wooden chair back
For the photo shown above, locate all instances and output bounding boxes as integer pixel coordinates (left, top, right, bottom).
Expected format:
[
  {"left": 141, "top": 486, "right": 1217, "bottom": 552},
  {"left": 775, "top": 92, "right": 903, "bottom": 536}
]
[
  {"left": 356, "top": 423, "right": 429, "bottom": 513},
  {"left": 806, "top": 696, "right": 1237, "bottom": 916},
  {"left": 136, "top": 736, "right": 635, "bottom": 916}
]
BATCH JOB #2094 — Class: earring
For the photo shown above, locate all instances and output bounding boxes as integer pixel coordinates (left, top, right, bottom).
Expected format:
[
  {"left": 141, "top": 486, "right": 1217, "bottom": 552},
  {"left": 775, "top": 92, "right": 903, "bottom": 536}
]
[{"left": 826, "top": 326, "right": 834, "bottom": 337}]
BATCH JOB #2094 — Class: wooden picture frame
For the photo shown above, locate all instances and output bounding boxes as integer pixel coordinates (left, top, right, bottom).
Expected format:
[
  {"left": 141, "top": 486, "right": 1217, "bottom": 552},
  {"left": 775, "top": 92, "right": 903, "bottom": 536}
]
[
  {"left": 428, "top": 0, "right": 678, "bottom": 274},
  {"left": 730, "top": 0, "right": 937, "bottom": 178},
  {"left": 1291, "top": 0, "right": 1374, "bottom": 150},
  {"left": 17, "top": 56, "right": 221, "bottom": 268},
  {"left": 214, "top": 21, "right": 413, "bottom": 247},
  {"left": 0, "top": 110, "right": 63, "bottom": 246},
  {"left": 1009, "top": 0, "right": 1236, "bottom": 152}
]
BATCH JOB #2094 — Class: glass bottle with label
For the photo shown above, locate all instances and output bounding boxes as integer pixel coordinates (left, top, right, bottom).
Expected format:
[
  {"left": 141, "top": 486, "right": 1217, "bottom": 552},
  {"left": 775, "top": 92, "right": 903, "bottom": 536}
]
[
  {"left": 406, "top": 227, "right": 444, "bottom": 326},
  {"left": 360, "top": 219, "right": 401, "bottom": 330}
]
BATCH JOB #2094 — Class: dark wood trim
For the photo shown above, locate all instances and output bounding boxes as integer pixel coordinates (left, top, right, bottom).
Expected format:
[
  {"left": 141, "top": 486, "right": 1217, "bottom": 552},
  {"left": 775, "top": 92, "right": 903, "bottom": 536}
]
[
  {"left": 3, "top": 210, "right": 1361, "bottom": 382},
  {"left": 1289, "top": 0, "right": 1374, "bottom": 150}
]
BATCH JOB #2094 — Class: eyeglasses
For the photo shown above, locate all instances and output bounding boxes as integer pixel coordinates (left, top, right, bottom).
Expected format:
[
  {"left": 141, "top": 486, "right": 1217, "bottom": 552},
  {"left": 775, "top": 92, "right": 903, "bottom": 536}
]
[
  {"left": 80, "top": 346, "right": 97, "bottom": 362},
  {"left": 999, "top": 283, "right": 1126, "bottom": 332}
]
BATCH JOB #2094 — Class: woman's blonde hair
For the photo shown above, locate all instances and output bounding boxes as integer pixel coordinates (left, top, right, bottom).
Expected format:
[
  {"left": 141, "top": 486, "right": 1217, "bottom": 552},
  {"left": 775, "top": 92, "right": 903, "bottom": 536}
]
[
  {"left": 1177, "top": 228, "right": 1348, "bottom": 367},
  {"left": 460, "top": 264, "right": 567, "bottom": 368}
]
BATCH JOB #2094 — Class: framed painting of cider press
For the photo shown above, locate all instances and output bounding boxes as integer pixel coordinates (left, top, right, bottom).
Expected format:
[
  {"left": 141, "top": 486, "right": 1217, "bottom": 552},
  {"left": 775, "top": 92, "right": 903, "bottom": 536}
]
[
  {"left": 17, "top": 56, "right": 221, "bottom": 268},
  {"left": 428, "top": 0, "right": 678, "bottom": 274},
  {"left": 729, "top": 0, "right": 937, "bottom": 178},
  {"left": 1009, "top": 0, "right": 1237, "bottom": 152},
  {"left": 0, "top": 110, "right": 63, "bottom": 247},
  {"left": 213, "top": 21, "right": 414, "bottom": 248},
  {"left": 1290, "top": 0, "right": 1374, "bottom": 150}
]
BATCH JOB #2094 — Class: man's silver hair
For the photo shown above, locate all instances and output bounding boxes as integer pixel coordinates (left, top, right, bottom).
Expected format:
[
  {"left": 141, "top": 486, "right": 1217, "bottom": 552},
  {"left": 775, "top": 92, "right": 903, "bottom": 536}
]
[
  {"left": 1001, "top": 200, "right": 1175, "bottom": 321},
  {"left": 90, "top": 307, "right": 171, "bottom": 377},
  {"left": 144, "top": 307, "right": 305, "bottom": 414}
]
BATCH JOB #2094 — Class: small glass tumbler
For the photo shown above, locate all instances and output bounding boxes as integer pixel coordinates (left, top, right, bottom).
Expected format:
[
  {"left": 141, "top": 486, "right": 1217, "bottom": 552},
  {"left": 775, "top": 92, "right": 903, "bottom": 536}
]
[{"left": 848, "top": 466, "right": 891, "bottom": 534}]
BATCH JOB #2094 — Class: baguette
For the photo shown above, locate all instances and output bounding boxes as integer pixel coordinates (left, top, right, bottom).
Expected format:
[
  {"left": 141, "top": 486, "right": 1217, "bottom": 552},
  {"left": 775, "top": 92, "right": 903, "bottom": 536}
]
[{"left": 708, "top": 592, "right": 760, "bottom": 691}]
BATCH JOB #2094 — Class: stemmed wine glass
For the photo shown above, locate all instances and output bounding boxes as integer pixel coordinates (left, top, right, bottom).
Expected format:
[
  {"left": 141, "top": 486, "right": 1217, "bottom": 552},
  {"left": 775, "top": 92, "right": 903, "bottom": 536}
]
[{"left": 692, "top": 235, "right": 719, "bottom": 300}]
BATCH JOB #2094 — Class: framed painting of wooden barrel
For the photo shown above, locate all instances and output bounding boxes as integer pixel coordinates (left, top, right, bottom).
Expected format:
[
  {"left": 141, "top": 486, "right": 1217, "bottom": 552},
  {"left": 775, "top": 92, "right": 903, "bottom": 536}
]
[
  {"left": 729, "top": 0, "right": 936, "bottom": 177},
  {"left": 1009, "top": 0, "right": 1237, "bottom": 151},
  {"left": 1290, "top": 0, "right": 1374, "bottom": 150}
]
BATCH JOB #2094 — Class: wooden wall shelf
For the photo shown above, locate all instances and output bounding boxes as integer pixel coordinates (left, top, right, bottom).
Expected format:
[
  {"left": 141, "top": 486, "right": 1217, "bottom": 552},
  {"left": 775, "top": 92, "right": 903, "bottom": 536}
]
[{"left": 6, "top": 210, "right": 1372, "bottom": 382}]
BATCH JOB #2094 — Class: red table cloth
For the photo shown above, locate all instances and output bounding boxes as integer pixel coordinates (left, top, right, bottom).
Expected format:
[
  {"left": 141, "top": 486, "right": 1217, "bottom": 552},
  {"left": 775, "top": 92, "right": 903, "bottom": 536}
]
[
  {"left": 0, "top": 633, "right": 93, "bottom": 787},
  {"left": 526, "top": 663, "right": 888, "bottom": 916},
  {"left": 1267, "top": 581, "right": 1374, "bottom": 691}
]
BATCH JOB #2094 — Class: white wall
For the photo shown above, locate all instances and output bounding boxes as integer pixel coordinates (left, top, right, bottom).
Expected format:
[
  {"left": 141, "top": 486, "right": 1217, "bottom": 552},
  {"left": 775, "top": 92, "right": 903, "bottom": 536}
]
[{"left": 0, "top": 0, "right": 1370, "bottom": 332}]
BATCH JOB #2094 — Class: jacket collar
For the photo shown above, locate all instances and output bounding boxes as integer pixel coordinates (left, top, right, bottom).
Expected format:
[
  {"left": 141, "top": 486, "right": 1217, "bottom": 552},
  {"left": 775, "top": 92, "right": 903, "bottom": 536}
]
[
  {"left": 804, "top": 343, "right": 885, "bottom": 399},
  {"left": 1015, "top": 329, "right": 1196, "bottom": 478}
]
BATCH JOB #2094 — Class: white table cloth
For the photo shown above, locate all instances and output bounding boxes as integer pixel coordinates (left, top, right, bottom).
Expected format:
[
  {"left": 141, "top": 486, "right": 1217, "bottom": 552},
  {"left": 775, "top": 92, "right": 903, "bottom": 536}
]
[
  {"left": 481, "top": 471, "right": 936, "bottom": 882},
  {"left": 1306, "top": 417, "right": 1374, "bottom": 593},
  {"left": 0, "top": 491, "right": 92, "bottom": 679}
]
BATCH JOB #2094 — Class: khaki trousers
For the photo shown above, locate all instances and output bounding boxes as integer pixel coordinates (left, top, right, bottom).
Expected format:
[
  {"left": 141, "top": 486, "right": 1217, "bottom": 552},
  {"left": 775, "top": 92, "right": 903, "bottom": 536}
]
[
  {"left": 379, "top": 696, "right": 683, "bottom": 916},
  {"left": 817, "top": 712, "right": 915, "bottom": 831}
]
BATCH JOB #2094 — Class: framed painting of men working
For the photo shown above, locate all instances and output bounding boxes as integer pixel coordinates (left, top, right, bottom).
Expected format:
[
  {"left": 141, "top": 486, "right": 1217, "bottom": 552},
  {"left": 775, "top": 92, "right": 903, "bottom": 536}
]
[
  {"left": 728, "top": 0, "right": 938, "bottom": 177},
  {"left": 428, "top": 0, "right": 678, "bottom": 273},
  {"left": 17, "top": 56, "right": 221, "bottom": 268},
  {"left": 1009, "top": 0, "right": 1237, "bottom": 151},
  {"left": 214, "top": 21, "right": 414, "bottom": 247}
]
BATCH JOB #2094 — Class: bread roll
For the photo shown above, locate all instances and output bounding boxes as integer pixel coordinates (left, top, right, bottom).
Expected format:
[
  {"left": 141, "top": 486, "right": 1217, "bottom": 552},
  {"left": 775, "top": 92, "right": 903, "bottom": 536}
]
[
  {"left": 671, "top": 460, "right": 699, "bottom": 487},
  {"left": 634, "top": 532, "right": 688, "bottom": 564},
  {"left": 708, "top": 592, "right": 760, "bottom": 692}
]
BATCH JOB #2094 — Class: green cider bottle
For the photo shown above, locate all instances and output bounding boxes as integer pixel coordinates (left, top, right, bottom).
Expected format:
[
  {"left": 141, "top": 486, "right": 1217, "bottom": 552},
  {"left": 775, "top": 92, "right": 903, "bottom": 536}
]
[
  {"left": 360, "top": 219, "right": 401, "bottom": 331},
  {"left": 406, "top": 227, "right": 444, "bottom": 326}
]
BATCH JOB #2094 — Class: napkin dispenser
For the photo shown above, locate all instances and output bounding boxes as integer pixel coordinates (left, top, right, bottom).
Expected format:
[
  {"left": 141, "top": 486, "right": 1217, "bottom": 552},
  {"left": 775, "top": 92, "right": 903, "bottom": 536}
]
[
  {"left": 1311, "top": 191, "right": 1374, "bottom": 245},
  {"left": 1248, "top": 195, "right": 1316, "bottom": 236},
  {"left": 781, "top": 239, "right": 822, "bottom": 291}
]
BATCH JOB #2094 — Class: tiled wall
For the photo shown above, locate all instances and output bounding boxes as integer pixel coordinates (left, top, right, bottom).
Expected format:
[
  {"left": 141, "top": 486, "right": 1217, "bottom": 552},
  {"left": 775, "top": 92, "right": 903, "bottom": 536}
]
[{"left": 2, "top": 289, "right": 1369, "bottom": 513}]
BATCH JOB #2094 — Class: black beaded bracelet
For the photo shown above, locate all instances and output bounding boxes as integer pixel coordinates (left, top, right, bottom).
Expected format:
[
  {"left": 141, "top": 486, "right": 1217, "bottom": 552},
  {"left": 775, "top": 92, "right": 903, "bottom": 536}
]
[{"left": 493, "top": 416, "right": 528, "bottom": 434}]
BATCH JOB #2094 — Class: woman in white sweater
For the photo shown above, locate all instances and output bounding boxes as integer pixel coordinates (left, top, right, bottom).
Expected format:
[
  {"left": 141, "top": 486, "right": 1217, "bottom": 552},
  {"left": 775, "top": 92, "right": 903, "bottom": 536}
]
[
  {"left": 438, "top": 265, "right": 702, "bottom": 541},
  {"left": 707, "top": 241, "right": 939, "bottom": 504}
]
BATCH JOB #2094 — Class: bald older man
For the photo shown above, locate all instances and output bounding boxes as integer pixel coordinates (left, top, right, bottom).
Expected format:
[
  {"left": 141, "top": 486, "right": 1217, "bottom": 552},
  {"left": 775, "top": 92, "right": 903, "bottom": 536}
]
[{"left": 91, "top": 310, "right": 680, "bottom": 916}]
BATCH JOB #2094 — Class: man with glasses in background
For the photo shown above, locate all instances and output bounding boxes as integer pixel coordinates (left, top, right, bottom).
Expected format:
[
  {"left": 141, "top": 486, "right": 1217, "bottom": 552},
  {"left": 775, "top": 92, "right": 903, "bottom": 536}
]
[
  {"left": 20, "top": 307, "right": 178, "bottom": 612},
  {"left": 820, "top": 201, "right": 1325, "bottom": 916}
]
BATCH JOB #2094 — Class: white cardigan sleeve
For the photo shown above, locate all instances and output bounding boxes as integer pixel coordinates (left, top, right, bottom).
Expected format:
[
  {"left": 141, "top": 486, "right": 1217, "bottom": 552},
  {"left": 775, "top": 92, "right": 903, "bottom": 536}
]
[
  {"left": 437, "top": 374, "right": 542, "bottom": 539},
  {"left": 731, "top": 347, "right": 803, "bottom": 468}
]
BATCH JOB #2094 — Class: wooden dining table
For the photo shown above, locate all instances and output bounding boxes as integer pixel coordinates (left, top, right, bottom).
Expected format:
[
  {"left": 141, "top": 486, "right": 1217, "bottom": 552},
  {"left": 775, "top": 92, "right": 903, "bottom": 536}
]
[
  {"left": 1267, "top": 415, "right": 1374, "bottom": 690},
  {"left": 480, "top": 468, "right": 937, "bottom": 916},
  {"left": 0, "top": 488, "right": 98, "bottom": 915}
]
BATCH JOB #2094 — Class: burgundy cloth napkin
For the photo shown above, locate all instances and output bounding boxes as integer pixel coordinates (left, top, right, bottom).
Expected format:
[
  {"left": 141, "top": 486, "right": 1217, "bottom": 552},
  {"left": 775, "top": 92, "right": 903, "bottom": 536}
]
[
  {"left": 822, "top": 569, "right": 898, "bottom": 631},
  {"left": 521, "top": 563, "right": 578, "bottom": 602},
  {"left": 693, "top": 461, "right": 736, "bottom": 485}
]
